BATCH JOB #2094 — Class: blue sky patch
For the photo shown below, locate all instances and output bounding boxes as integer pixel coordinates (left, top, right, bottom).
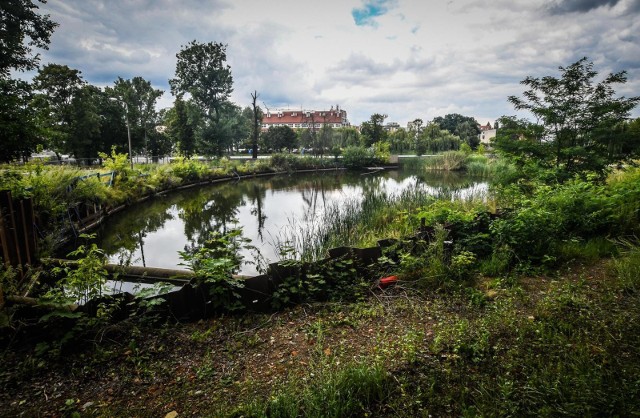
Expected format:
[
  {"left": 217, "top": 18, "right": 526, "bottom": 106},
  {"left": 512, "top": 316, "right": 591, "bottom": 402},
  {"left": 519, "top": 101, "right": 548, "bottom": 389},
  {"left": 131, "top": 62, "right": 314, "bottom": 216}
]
[{"left": 352, "top": 0, "right": 396, "bottom": 26}]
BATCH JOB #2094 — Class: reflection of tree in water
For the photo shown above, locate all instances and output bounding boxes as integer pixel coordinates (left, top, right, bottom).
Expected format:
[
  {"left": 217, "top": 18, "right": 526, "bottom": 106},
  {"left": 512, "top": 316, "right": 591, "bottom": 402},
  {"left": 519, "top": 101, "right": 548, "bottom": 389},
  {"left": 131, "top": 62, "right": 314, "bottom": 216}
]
[
  {"left": 177, "top": 184, "right": 245, "bottom": 247},
  {"left": 97, "top": 197, "right": 177, "bottom": 265},
  {"left": 247, "top": 182, "right": 267, "bottom": 240},
  {"left": 296, "top": 174, "right": 345, "bottom": 221}
]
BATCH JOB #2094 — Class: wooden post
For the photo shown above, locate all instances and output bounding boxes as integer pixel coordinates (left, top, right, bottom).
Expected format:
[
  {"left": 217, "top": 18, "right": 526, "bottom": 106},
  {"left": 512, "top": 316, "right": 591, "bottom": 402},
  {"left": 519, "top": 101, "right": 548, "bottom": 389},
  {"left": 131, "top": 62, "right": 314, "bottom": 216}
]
[{"left": 0, "top": 190, "right": 22, "bottom": 267}]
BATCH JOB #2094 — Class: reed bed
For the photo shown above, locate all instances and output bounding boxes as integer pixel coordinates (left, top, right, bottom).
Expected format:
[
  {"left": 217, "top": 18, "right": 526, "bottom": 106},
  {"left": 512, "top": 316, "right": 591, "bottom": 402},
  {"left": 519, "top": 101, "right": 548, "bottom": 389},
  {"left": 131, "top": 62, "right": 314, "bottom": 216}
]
[{"left": 275, "top": 182, "right": 489, "bottom": 262}]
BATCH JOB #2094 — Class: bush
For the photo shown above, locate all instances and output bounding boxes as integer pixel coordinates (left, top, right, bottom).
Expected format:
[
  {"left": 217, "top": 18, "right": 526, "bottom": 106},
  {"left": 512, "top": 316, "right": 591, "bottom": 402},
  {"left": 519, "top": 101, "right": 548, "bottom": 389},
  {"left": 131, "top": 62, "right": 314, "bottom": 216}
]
[{"left": 341, "top": 146, "right": 389, "bottom": 169}]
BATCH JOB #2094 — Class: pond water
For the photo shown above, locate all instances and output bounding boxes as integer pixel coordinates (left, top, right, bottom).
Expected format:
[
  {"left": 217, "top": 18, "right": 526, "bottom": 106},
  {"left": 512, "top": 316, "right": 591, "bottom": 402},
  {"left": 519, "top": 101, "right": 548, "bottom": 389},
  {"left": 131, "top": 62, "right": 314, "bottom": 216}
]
[{"left": 93, "top": 168, "right": 488, "bottom": 275}]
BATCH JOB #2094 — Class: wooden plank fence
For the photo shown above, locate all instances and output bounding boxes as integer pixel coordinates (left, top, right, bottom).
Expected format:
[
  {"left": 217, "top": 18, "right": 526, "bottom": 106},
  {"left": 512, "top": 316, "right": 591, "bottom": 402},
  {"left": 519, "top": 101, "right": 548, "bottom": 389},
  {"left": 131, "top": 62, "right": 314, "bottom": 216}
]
[{"left": 0, "top": 190, "right": 38, "bottom": 282}]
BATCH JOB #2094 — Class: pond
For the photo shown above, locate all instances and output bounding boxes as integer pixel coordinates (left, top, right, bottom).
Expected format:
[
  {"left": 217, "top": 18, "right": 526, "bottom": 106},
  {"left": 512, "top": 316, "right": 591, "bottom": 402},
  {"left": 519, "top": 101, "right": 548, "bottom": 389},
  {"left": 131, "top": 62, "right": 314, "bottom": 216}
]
[{"left": 93, "top": 167, "right": 488, "bottom": 276}]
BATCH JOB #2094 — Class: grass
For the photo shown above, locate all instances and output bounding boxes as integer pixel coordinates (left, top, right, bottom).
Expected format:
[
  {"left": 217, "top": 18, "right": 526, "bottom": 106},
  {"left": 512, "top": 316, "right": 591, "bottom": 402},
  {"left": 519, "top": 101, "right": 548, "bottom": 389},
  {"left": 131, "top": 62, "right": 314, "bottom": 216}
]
[
  {"left": 275, "top": 182, "right": 490, "bottom": 262},
  {"left": 2, "top": 245, "right": 640, "bottom": 416},
  {"left": 237, "top": 361, "right": 391, "bottom": 418}
]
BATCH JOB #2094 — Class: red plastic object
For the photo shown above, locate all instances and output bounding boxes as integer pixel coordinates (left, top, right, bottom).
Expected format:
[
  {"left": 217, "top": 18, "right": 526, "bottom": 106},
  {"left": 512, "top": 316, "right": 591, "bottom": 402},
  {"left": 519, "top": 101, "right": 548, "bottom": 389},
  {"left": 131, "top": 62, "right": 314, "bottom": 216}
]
[{"left": 379, "top": 275, "right": 399, "bottom": 288}]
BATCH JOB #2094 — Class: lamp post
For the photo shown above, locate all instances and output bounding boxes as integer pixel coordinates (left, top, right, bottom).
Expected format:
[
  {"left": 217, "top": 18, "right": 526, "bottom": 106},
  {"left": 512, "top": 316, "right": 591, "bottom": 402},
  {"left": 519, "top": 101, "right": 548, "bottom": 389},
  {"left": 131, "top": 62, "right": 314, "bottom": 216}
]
[{"left": 110, "top": 97, "right": 134, "bottom": 170}]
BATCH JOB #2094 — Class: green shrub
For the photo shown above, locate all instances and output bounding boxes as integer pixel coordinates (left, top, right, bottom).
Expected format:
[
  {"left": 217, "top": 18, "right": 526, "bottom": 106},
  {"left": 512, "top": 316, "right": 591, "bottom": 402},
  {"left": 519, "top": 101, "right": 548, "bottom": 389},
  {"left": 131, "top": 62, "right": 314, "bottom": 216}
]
[
  {"left": 170, "top": 157, "right": 208, "bottom": 182},
  {"left": 178, "top": 229, "right": 248, "bottom": 311},
  {"left": 270, "top": 153, "right": 299, "bottom": 171},
  {"left": 342, "top": 146, "right": 376, "bottom": 169}
]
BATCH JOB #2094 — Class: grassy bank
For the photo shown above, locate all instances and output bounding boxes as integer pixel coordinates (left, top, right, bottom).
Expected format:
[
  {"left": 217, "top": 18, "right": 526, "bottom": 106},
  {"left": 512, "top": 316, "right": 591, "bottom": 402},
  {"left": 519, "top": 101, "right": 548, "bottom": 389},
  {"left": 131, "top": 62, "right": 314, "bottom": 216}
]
[{"left": 1, "top": 249, "right": 638, "bottom": 417}]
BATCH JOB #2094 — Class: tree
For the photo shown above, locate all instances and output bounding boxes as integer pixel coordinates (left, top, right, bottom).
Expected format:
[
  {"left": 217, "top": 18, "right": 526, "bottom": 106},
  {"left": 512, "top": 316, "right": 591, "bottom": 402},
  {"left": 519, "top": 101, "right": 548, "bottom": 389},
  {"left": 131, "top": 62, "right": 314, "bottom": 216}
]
[
  {"left": 0, "top": 79, "right": 40, "bottom": 162},
  {"left": 505, "top": 57, "right": 640, "bottom": 178},
  {"left": 223, "top": 103, "right": 250, "bottom": 154},
  {"left": 317, "top": 124, "right": 333, "bottom": 156},
  {"left": 262, "top": 126, "right": 297, "bottom": 152},
  {"left": 0, "top": 0, "right": 57, "bottom": 162},
  {"left": 433, "top": 113, "right": 481, "bottom": 149},
  {"left": 32, "top": 63, "right": 84, "bottom": 157},
  {"left": 169, "top": 41, "right": 233, "bottom": 123},
  {"left": 167, "top": 96, "right": 197, "bottom": 158},
  {"left": 419, "top": 122, "right": 461, "bottom": 153},
  {"left": 389, "top": 127, "right": 409, "bottom": 152},
  {"left": 408, "top": 118, "right": 424, "bottom": 149},
  {"left": 67, "top": 85, "right": 102, "bottom": 163},
  {"left": 170, "top": 41, "right": 234, "bottom": 156},
  {"left": 360, "top": 113, "right": 387, "bottom": 147},
  {"left": 493, "top": 115, "right": 547, "bottom": 170},
  {"left": 250, "top": 90, "right": 261, "bottom": 158},
  {"left": 112, "top": 76, "right": 163, "bottom": 161},
  {"left": 0, "top": 0, "right": 57, "bottom": 77}
]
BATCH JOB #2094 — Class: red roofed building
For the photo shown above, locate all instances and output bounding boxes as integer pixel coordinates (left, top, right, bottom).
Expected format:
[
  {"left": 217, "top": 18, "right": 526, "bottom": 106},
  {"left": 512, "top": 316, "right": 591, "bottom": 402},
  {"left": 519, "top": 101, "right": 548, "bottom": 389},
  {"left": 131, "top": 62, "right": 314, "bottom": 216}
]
[{"left": 261, "top": 105, "right": 349, "bottom": 131}]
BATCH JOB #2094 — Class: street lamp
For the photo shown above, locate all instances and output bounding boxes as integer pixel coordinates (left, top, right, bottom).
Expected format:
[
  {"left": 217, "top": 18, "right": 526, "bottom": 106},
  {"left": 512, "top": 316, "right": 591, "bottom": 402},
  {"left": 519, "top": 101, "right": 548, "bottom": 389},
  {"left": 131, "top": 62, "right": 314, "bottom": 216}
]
[{"left": 109, "top": 97, "right": 134, "bottom": 170}]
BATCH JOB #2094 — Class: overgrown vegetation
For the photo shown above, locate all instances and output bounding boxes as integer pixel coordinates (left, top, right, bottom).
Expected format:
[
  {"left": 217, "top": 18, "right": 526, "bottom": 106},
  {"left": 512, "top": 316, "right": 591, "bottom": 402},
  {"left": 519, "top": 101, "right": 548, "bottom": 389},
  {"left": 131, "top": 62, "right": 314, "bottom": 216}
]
[{"left": 1, "top": 57, "right": 640, "bottom": 417}]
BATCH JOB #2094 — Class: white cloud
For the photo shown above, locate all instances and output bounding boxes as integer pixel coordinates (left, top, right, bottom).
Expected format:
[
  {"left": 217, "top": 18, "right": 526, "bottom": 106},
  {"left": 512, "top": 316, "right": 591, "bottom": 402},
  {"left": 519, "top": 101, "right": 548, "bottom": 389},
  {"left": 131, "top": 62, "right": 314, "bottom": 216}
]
[{"left": 33, "top": 0, "right": 640, "bottom": 126}]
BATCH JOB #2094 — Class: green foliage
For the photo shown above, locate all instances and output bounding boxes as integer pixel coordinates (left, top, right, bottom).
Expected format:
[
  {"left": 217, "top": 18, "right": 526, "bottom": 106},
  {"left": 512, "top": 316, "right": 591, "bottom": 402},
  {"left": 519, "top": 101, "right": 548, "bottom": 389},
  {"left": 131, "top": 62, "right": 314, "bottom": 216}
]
[
  {"left": 169, "top": 40, "right": 232, "bottom": 124},
  {"left": 0, "top": 79, "right": 41, "bottom": 163},
  {"left": 238, "top": 361, "right": 390, "bottom": 417},
  {"left": 399, "top": 225, "right": 476, "bottom": 290},
  {"left": 262, "top": 125, "right": 298, "bottom": 152},
  {"left": 0, "top": 264, "right": 21, "bottom": 300},
  {"left": 99, "top": 146, "right": 131, "bottom": 178},
  {"left": 500, "top": 58, "right": 640, "bottom": 180},
  {"left": 610, "top": 239, "right": 640, "bottom": 292},
  {"left": 0, "top": 0, "right": 58, "bottom": 76},
  {"left": 270, "top": 257, "right": 368, "bottom": 310},
  {"left": 47, "top": 234, "right": 108, "bottom": 305},
  {"left": 432, "top": 317, "right": 490, "bottom": 363},
  {"left": 270, "top": 153, "right": 300, "bottom": 172},
  {"left": 178, "top": 229, "right": 247, "bottom": 311},
  {"left": 422, "top": 151, "right": 467, "bottom": 171},
  {"left": 341, "top": 146, "right": 387, "bottom": 169},
  {"left": 372, "top": 140, "right": 390, "bottom": 162},
  {"left": 433, "top": 113, "right": 481, "bottom": 149},
  {"left": 169, "top": 156, "right": 208, "bottom": 182},
  {"left": 360, "top": 113, "right": 388, "bottom": 146}
]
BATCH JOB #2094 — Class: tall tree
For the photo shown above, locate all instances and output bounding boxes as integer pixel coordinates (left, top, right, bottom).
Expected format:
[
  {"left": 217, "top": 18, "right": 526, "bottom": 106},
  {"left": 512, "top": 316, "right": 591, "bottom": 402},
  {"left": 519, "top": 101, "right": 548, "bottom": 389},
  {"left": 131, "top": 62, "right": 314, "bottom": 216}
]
[
  {"left": 493, "top": 115, "right": 547, "bottom": 170},
  {"left": 67, "top": 85, "right": 102, "bottom": 163},
  {"left": 360, "top": 113, "right": 387, "bottom": 147},
  {"left": 0, "top": 0, "right": 57, "bottom": 162},
  {"left": 169, "top": 41, "right": 232, "bottom": 123},
  {"left": 32, "top": 63, "right": 85, "bottom": 157},
  {"left": 433, "top": 113, "right": 480, "bottom": 149},
  {"left": 170, "top": 96, "right": 199, "bottom": 158},
  {"left": 251, "top": 90, "right": 261, "bottom": 159},
  {"left": 0, "top": 79, "right": 40, "bottom": 162},
  {"left": 262, "top": 126, "right": 298, "bottom": 152},
  {"left": 169, "top": 41, "right": 233, "bottom": 156},
  {"left": 505, "top": 57, "right": 640, "bottom": 178},
  {"left": 0, "top": 0, "right": 57, "bottom": 77},
  {"left": 112, "top": 76, "right": 163, "bottom": 160},
  {"left": 419, "top": 122, "right": 461, "bottom": 153}
]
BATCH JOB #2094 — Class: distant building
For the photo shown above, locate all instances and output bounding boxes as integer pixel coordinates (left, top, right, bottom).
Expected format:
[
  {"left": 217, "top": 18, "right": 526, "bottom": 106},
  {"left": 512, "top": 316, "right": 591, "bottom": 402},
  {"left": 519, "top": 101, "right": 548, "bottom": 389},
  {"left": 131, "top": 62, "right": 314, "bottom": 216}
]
[
  {"left": 261, "top": 105, "right": 349, "bottom": 131},
  {"left": 478, "top": 121, "right": 497, "bottom": 144},
  {"left": 384, "top": 122, "right": 401, "bottom": 132}
]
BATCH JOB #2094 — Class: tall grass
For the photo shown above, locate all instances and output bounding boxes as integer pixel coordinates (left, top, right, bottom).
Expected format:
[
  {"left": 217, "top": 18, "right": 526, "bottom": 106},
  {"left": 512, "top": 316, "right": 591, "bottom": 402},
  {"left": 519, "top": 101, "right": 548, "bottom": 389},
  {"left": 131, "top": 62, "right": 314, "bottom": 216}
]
[
  {"left": 421, "top": 151, "right": 467, "bottom": 171},
  {"left": 233, "top": 361, "right": 390, "bottom": 417},
  {"left": 275, "top": 182, "right": 489, "bottom": 262}
]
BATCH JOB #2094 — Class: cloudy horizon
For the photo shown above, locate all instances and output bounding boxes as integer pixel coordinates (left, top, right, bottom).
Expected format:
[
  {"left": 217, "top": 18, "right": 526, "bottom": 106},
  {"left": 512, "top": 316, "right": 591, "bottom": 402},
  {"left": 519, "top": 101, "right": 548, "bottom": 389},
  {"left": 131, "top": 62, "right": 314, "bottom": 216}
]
[{"left": 27, "top": 0, "right": 640, "bottom": 126}]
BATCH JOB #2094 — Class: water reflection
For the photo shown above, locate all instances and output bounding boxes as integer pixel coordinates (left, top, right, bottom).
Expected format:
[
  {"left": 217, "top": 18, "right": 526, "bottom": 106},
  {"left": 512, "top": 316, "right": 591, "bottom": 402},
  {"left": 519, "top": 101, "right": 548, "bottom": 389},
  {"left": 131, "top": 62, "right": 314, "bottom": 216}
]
[{"left": 95, "top": 169, "right": 487, "bottom": 275}]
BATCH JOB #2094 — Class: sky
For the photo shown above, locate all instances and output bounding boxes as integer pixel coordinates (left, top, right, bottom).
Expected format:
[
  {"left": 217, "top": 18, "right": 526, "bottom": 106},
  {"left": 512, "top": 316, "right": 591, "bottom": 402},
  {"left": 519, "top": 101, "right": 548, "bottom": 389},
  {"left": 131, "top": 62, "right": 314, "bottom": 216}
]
[{"left": 30, "top": 0, "right": 640, "bottom": 126}]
